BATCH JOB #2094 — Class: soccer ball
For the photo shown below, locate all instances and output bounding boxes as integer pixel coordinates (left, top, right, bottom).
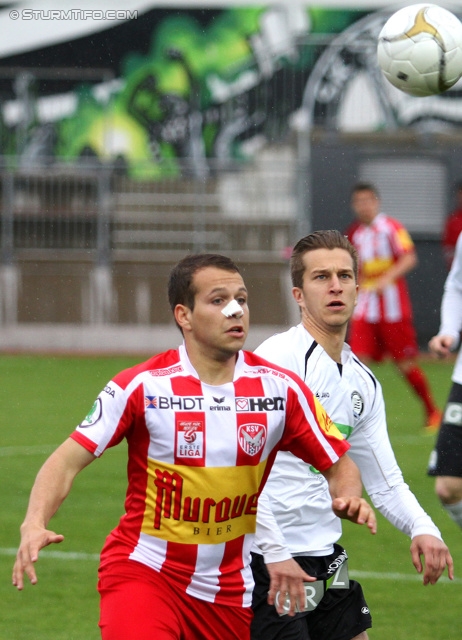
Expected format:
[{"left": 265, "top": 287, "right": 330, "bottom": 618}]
[{"left": 377, "top": 4, "right": 462, "bottom": 97}]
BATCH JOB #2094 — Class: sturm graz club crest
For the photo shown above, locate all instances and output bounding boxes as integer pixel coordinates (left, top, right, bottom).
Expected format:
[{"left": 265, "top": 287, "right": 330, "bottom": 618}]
[{"left": 351, "top": 390, "right": 364, "bottom": 418}]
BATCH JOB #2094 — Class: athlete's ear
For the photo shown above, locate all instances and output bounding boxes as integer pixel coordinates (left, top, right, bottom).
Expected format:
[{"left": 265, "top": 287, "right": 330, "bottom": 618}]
[
  {"left": 174, "top": 304, "right": 192, "bottom": 333},
  {"left": 292, "top": 287, "right": 303, "bottom": 308},
  {"left": 354, "top": 284, "right": 359, "bottom": 306}
]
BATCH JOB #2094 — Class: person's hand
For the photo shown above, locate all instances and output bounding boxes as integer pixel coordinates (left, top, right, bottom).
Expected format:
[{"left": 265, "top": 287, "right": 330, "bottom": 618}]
[
  {"left": 266, "top": 558, "right": 316, "bottom": 616},
  {"left": 369, "top": 274, "right": 391, "bottom": 293},
  {"left": 428, "top": 334, "right": 456, "bottom": 359},
  {"left": 331, "top": 497, "right": 377, "bottom": 534},
  {"left": 410, "top": 535, "right": 454, "bottom": 585},
  {"left": 12, "top": 523, "right": 64, "bottom": 590}
]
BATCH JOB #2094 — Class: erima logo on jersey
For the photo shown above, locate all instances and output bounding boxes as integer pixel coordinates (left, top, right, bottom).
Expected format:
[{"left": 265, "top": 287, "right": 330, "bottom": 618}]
[
  {"left": 210, "top": 396, "right": 231, "bottom": 411},
  {"left": 351, "top": 391, "right": 364, "bottom": 417},
  {"left": 235, "top": 397, "right": 285, "bottom": 411},
  {"left": 315, "top": 392, "right": 330, "bottom": 399}
]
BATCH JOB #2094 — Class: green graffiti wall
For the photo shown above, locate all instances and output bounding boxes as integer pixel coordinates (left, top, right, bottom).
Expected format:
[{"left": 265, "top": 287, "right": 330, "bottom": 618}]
[{"left": 1, "top": 6, "right": 367, "bottom": 178}]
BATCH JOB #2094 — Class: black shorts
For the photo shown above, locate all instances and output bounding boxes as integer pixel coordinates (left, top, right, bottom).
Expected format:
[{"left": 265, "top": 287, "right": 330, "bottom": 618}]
[
  {"left": 428, "top": 381, "right": 462, "bottom": 477},
  {"left": 250, "top": 546, "right": 372, "bottom": 640}
]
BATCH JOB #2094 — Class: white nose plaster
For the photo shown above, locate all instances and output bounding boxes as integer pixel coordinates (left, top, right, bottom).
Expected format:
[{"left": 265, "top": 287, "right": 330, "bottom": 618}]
[{"left": 221, "top": 299, "right": 244, "bottom": 318}]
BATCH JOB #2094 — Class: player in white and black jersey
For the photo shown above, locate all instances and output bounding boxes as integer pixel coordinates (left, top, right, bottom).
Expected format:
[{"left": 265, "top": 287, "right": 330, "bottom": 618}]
[
  {"left": 251, "top": 230, "right": 453, "bottom": 640},
  {"left": 428, "top": 231, "right": 462, "bottom": 529}
]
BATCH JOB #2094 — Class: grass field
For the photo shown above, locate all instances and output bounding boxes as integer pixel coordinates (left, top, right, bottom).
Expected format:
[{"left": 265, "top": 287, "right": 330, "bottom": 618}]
[{"left": 1, "top": 354, "right": 460, "bottom": 639}]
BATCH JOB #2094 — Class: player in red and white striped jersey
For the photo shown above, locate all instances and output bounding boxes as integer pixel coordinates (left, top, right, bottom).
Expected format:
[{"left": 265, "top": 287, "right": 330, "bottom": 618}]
[
  {"left": 12, "top": 254, "right": 376, "bottom": 640},
  {"left": 347, "top": 182, "right": 441, "bottom": 432}
]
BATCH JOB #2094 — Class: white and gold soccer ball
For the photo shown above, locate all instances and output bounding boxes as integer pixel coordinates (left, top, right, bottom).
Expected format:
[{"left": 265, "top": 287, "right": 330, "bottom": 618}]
[{"left": 377, "top": 4, "right": 462, "bottom": 97}]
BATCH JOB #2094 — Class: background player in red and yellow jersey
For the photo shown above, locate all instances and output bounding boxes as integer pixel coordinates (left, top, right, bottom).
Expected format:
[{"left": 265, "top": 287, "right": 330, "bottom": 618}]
[{"left": 347, "top": 182, "right": 441, "bottom": 432}]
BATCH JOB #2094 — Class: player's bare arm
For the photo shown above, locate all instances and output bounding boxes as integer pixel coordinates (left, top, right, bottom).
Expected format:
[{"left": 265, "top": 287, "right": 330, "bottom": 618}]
[
  {"left": 322, "top": 454, "right": 377, "bottom": 534},
  {"left": 12, "top": 438, "right": 96, "bottom": 590},
  {"left": 410, "top": 534, "right": 454, "bottom": 585}
]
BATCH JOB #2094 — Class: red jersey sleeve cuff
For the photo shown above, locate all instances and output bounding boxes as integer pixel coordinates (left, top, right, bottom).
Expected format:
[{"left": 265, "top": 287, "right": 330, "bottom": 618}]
[{"left": 70, "top": 431, "right": 100, "bottom": 455}]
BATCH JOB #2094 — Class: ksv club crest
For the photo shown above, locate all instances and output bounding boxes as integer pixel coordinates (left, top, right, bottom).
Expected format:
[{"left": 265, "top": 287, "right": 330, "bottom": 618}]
[{"left": 238, "top": 423, "right": 266, "bottom": 456}]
